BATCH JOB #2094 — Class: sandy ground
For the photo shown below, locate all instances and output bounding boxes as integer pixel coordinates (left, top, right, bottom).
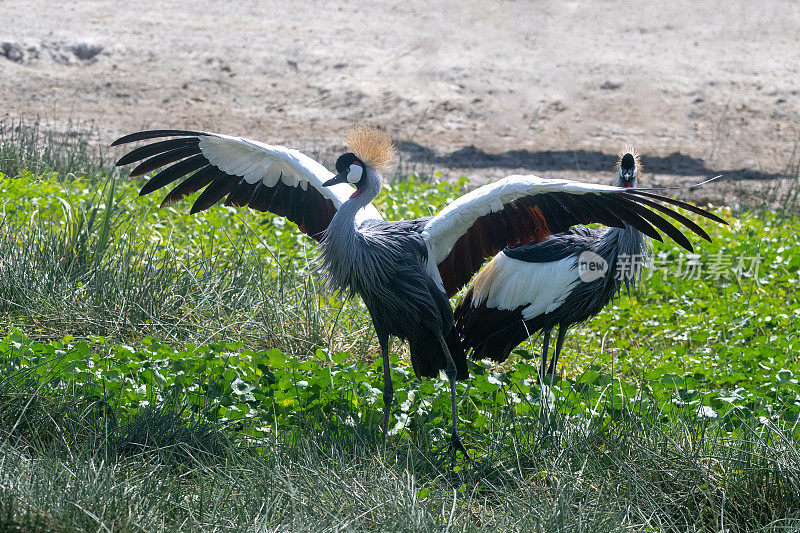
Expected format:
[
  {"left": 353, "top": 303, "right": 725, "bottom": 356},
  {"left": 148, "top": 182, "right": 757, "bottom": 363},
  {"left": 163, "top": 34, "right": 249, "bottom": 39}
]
[{"left": 1, "top": 0, "right": 798, "bottom": 207}]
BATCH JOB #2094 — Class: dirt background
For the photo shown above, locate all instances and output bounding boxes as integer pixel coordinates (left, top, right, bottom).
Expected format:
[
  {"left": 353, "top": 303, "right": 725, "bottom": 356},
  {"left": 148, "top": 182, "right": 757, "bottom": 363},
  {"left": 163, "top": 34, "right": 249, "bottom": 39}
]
[{"left": 1, "top": 0, "right": 798, "bottom": 207}]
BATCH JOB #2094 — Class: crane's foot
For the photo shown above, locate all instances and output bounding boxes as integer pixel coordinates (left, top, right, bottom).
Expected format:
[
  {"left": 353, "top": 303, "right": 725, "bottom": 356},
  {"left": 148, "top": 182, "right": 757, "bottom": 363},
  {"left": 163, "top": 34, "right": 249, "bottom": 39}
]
[{"left": 449, "top": 430, "right": 473, "bottom": 464}]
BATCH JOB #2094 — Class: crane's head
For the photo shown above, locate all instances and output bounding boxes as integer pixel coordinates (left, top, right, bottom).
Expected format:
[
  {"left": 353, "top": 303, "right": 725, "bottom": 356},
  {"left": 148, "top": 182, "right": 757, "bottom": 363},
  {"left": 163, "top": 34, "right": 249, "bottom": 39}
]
[
  {"left": 323, "top": 152, "right": 367, "bottom": 189},
  {"left": 322, "top": 125, "right": 395, "bottom": 198},
  {"left": 614, "top": 145, "right": 642, "bottom": 188}
]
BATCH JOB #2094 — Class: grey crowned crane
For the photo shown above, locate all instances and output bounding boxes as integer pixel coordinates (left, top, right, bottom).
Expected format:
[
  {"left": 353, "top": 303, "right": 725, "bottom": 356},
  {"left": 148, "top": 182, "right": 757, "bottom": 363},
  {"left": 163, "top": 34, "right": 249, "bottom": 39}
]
[
  {"left": 113, "top": 128, "right": 723, "bottom": 454},
  {"left": 455, "top": 147, "right": 725, "bottom": 378}
]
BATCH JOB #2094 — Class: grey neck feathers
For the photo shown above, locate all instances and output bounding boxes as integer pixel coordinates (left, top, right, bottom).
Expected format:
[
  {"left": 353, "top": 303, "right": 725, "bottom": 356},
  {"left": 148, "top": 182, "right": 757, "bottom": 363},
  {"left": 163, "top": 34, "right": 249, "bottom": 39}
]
[
  {"left": 598, "top": 224, "right": 649, "bottom": 288},
  {"left": 327, "top": 167, "right": 381, "bottom": 234},
  {"left": 319, "top": 168, "right": 383, "bottom": 295}
]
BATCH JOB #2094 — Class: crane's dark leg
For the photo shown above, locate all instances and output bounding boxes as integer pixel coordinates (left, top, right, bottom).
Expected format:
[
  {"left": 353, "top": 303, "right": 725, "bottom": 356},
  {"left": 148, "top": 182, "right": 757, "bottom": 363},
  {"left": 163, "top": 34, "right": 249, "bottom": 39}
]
[
  {"left": 436, "top": 334, "right": 469, "bottom": 460},
  {"left": 547, "top": 325, "right": 568, "bottom": 375},
  {"left": 378, "top": 333, "right": 393, "bottom": 440},
  {"left": 538, "top": 328, "right": 552, "bottom": 380}
]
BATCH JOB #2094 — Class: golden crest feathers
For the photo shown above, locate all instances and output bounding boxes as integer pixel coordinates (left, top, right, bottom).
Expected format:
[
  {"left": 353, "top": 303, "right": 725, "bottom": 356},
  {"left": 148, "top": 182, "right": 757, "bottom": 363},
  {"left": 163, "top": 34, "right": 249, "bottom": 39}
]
[
  {"left": 345, "top": 124, "right": 396, "bottom": 172},
  {"left": 613, "top": 144, "right": 643, "bottom": 179}
]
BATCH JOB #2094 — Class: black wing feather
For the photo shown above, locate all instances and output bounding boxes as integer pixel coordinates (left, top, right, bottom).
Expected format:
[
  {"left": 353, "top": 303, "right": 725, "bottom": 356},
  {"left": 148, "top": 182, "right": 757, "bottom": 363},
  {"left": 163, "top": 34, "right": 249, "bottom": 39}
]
[
  {"left": 139, "top": 155, "right": 209, "bottom": 196},
  {"left": 627, "top": 190, "right": 728, "bottom": 225},
  {"left": 554, "top": 192, "right": 626, "bottom": 229},
  {"left": 225, "top": 179, "right": 258, "bottom": 208},
  {"left": 622, "top": 193, "right": 713, "bottom": 242},
  {"left": 554, "top": 192, "right": 608, "bottom": 227},
  {"left": 160, "top": 165, "right": 226, "bottom": 207},
  {"left": 130, "top": 146, "right": 202, "bottom": 177},
  {"left": 112, "top": 130, "right": 209, "bottom": 146},
  {"left": 248, "top": 181, "right": 277, "bottom": 212},
  {"left": 116, "top": 138, "right": 200, "bottom": 166},
  {"left": 190, "top": 176, "right": 238, "bottom": 214},
  {"left": 535, "top": 194, "right": 575, "bottom": 234},
  {"left": 595, "top": 195, "right": 664, "bottom": 242},
  {"left": 607, "top": 194, "right": 693, "bottom": 251},
  {"left": 563, "top": 193, "right": 627, "bottom": 229},
  {"left": 115, "top": 130, "right": 347, "bottom": 242}
]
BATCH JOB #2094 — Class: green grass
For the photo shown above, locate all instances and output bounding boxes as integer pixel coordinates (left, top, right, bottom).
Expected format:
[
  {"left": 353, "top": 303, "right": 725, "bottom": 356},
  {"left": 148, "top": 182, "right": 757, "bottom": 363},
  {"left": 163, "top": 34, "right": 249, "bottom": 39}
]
[
  {"left": 2, "top": 375, "right": 799, "bottom": 532},
  {"left": 0, "top": 124, "right": 799, "bottom": 531},
  {"left": 0, "top": 119, "right": 114, "bottom": 180}
]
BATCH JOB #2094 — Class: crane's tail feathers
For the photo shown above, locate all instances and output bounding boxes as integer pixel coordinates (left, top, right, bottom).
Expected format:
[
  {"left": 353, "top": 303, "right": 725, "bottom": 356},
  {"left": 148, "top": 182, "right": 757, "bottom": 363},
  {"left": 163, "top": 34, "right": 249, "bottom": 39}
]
[
  {"left": 464, "top": 327, "right": 526, "bottom": 363},
  {"left": 408, "top": 327, "right": 468, "bottom": 381},
  {"left": 455, "top": 290, "right": 530, "bottom": 363}
]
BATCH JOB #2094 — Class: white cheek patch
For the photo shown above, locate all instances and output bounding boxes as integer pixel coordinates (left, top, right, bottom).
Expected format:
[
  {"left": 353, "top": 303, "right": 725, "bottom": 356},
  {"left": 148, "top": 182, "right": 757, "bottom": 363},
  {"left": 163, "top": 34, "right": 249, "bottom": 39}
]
[{"left": 347, "top": 163, "right": 363, "bottom": 184}]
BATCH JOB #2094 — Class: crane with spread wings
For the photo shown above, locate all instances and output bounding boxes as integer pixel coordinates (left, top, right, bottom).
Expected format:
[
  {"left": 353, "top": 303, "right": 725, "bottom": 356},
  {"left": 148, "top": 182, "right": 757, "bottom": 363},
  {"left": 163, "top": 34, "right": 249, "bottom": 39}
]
[{"left": 113, "top": 126, "right": 724, "bottom": 455}]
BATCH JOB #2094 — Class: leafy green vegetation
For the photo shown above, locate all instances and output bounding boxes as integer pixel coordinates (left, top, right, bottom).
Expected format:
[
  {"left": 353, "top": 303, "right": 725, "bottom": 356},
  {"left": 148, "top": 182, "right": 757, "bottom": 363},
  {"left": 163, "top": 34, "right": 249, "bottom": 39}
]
[{"left": 0, "top": 125, "right": 799, "bottom": 531}]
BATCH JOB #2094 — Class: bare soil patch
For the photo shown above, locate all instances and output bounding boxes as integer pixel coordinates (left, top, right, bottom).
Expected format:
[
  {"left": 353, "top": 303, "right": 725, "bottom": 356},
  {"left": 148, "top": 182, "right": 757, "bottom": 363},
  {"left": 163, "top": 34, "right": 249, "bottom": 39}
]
[{"left": 2, "top": 0, "right": 798, "bottom": 207}]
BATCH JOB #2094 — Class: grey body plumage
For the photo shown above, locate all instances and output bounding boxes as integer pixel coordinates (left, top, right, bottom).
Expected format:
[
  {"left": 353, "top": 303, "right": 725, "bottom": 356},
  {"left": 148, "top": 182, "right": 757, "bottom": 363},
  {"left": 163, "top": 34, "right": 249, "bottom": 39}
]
[
  {"left": 319, "top": 161, "right": 468, "bottom": 452},
  {"left": 319, "top": 167, "right": 461, "bottom": 377}
]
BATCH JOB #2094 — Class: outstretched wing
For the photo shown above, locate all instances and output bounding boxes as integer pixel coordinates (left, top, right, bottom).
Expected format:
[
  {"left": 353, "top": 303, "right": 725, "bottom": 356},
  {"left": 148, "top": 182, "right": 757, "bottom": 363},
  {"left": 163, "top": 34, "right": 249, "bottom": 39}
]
[
  {"left": 112, "top": 130, "right": 382, "bottom": 240},
  {"left": 422, "top": 174, "right": 726, "bottom": 296}
]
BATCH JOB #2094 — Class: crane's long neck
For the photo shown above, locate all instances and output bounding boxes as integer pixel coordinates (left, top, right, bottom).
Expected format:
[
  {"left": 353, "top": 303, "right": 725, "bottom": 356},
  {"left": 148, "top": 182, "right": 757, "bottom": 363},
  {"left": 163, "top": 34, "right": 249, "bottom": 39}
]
[
  {"left": 599, "top": 224, "right": 649, "bottom": 287},
  {"left": 326, "top": 169, "right": 382, "bottom": 236},
  {"left": 319, "top": 169, "right": 382, "bottom": 295}
]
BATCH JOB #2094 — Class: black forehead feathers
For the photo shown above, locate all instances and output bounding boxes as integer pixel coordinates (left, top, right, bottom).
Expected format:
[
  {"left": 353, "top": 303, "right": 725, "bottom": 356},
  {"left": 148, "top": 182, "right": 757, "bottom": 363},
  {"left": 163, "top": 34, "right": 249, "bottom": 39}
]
[
  {"left": 335, "top": 152, "right": 359, "bottom": 173},
  {"left": 621, "top": 153, "right": 635, "bottom": 170}
]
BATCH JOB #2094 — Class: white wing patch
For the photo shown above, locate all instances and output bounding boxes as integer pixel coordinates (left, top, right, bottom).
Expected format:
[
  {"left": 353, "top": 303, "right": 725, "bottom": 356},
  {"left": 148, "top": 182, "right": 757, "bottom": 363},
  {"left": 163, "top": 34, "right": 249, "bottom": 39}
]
[
  {"left": 198, "top": 134, "right": 381, "bottom": 223},
  {"left": 469, "top": 252, "right": 581, "bottom": 320},
  {"left": 422, "top": 174, "right": 622, "bottom": 266}
]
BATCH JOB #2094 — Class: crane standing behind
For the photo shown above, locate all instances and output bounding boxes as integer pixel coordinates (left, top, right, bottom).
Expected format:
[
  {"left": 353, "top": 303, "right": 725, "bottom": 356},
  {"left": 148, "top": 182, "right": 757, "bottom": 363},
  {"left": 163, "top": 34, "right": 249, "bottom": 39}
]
[{"left": 456, "top": 147, "right": 695, "bottom": 377}]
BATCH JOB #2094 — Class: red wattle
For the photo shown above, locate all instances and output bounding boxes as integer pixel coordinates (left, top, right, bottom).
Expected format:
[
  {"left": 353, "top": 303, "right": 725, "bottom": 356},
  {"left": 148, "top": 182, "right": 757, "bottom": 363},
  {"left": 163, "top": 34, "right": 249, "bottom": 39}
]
[{"left": 350, "top": 189, "right": 364, "bottom": 199}]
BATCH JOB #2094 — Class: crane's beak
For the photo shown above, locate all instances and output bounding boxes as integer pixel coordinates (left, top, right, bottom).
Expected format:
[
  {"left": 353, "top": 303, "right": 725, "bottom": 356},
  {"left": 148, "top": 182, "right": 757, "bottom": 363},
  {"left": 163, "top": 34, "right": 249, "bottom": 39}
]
[{"left": 322, "top": 172, "right": 348, "bottom": 187}]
